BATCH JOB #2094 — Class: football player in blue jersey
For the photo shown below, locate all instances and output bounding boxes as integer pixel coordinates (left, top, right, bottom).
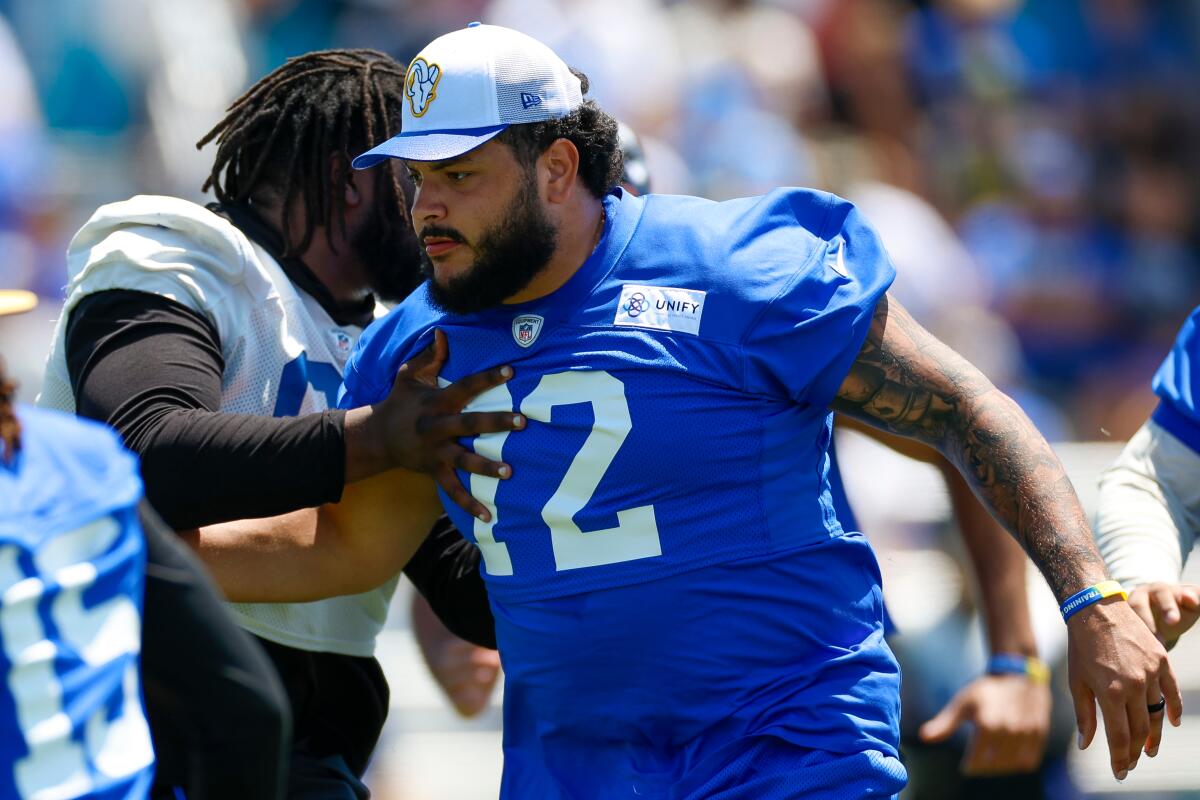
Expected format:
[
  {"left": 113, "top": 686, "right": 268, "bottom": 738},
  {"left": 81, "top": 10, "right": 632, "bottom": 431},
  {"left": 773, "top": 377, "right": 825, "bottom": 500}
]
[
  {"left": 0, "top": 335, "right": 156, "bottom": 800},
  {"left": 3, "top": 288, "right": 293, "bottom": 800},
  {"left": 191, "top": 24, "right": 1180, "bottom": 797},
  {"left": 1096, "top": 304, "right": 1200, "bottom": 651}
]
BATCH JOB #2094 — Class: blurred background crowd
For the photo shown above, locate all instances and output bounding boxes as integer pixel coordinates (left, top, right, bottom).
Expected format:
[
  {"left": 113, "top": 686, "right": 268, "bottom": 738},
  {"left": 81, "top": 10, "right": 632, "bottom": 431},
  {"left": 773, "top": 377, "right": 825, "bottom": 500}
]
[{"left": 1, "top": 0, "right": 1198, "bottom": 798}]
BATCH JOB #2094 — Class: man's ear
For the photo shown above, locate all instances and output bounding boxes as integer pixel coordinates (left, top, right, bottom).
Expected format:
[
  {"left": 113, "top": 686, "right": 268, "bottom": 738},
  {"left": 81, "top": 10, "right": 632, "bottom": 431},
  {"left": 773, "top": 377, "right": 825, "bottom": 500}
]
[
  {"left": 332, "top": 153, "right": 363, "bottom": 209},
  {"left": 541, "top": 138, "right": 580, "bottom": 205}
]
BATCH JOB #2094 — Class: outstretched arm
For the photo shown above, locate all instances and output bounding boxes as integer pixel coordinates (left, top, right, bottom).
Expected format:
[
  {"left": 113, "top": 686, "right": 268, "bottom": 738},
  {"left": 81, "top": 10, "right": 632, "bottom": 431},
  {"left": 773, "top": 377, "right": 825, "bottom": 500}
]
[
  {"left": 184, "top": 466, "right": 443, "bottom": 603},
  {"left": 833, "top": 293, "right": 1178, "bottom": 781}
]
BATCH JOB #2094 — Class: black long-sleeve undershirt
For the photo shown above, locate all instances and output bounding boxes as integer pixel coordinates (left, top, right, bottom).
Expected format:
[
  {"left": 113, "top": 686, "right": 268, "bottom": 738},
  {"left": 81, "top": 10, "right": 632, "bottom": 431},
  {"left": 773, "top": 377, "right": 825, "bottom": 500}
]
[
  {"left": 66, "top": 288, "right": 495, "bottom": 648},
  {"left": 66, "top": 289, "right": 346, "bottom": 530}
]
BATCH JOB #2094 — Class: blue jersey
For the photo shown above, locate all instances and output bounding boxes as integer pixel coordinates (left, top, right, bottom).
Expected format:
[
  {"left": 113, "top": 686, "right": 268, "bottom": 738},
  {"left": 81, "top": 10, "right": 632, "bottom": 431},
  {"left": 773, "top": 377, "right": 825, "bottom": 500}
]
[
  {"left": 1152, "top": 305, "right": 1200, "bottom": 453},
  {"left": 343, "top": 188, "right": 905, "bottom": 797},
  {"left": 0, "top": 406, "right": 154, "bottom": 800}
]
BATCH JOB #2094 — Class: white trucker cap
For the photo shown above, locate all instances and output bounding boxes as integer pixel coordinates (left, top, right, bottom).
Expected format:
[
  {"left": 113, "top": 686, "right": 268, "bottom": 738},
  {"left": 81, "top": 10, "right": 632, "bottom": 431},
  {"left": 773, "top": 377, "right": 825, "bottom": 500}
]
[{"left": 352, "top": 22, "right": 583, "bottom": 167}]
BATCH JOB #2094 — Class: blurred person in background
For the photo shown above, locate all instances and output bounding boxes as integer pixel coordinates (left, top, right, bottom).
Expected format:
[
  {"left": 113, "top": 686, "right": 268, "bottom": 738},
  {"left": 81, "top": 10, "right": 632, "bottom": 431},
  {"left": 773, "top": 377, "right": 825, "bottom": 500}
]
[
  {"left": 37, "top": 49, "right": 516, "bottom": 799},
  {"left": 0, "top": 287, "right": 156, "bottom": 800},
  {"left": 1095, "top": 304, "right": 1200, "bottom": 653},
  {"left": 1, "top": 287, "right": 290, "bottom": 800}
]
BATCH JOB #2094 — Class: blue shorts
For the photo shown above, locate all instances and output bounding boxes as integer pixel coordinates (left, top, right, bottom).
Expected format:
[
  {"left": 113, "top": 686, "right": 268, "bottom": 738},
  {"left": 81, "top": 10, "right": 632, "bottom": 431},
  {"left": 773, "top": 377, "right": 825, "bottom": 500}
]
[{"left": 491, "top": 534, "right": 906, "bottom": 799}]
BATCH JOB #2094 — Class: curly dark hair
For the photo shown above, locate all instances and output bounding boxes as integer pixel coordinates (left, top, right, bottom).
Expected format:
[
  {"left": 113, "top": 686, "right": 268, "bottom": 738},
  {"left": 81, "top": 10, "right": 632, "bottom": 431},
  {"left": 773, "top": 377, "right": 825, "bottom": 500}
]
[
  {"left": 0, "top": 362, "right": 19, "bottom": 465},
  {"left": 197, "top": 49, "right": 409, "bottom": 255},
  {"left": 495, "top": 69, "right": 622, "bottom": 199}
]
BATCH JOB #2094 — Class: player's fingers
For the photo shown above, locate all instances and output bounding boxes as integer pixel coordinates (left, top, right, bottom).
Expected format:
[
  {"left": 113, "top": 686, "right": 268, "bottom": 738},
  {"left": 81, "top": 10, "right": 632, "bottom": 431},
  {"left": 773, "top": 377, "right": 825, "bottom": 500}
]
[
  {"left": 1179, "top": 585, "right": 1200, "bottom": 609},
  {"left": 434, "top": 466, "right": 491, "bottom": 522},
  {"left": 1145, "top": 680, "right": 1166, "bottom": 758},
  {"left": 919, "top": 693, "right": 971, "bottom": 744},
  {"left": 1015, "top": 739, "right": 1043, "bottom": 773},
  {"left": 1071, "top": 682, "right": 1097, "bottom": 751},
  {"left": 1125, "top": 691, "right": 1153, "bottom": 775},
  {"left": 441, "top": 364, "right": 515, "bottom": 409},
  {"left": 1152, "top": 585, "right": 1182, "bottom": 627},
  {"left": 962, "top": 728, "right": 1020, "bottom": 776},
  {"left": 425, "top": 410, "right": 526, "bottom": 440},
  {"left": 450, "top": 447, "right": 512, "bottom": 480},
  {"left": 396, "top": 329, "right": 448, "bottom": 385},
  {"left": 1160, "top": 655, "right": 1184, "bottom": 728},
  {"left": 1098, "top": 691, "right": 1135, "bottom": 779}
]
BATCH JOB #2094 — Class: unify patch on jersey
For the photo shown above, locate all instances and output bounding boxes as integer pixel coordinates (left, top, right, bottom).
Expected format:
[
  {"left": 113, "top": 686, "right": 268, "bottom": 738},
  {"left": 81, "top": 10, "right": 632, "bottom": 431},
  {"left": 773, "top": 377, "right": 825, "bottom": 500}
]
[{"left": 613, "top": 284, "right": 706, "bottom": 336}]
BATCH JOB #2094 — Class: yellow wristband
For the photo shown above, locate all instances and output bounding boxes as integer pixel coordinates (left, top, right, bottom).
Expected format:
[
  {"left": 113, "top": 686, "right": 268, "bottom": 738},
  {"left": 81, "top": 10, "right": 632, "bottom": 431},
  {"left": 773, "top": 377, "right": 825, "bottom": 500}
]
[
  {"left": 1060, "top": 580, "right": 1128, "bottom": 622},
  {"left": 987, "top": 653, "right": 1051, "bottom": 685}
]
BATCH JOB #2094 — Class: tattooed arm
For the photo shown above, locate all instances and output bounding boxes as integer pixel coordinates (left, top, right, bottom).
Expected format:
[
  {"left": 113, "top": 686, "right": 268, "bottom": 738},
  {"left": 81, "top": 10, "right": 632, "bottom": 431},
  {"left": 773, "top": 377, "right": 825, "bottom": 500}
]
[{"left": 833, "top": 294, "right": 1180, "bottom": 781}]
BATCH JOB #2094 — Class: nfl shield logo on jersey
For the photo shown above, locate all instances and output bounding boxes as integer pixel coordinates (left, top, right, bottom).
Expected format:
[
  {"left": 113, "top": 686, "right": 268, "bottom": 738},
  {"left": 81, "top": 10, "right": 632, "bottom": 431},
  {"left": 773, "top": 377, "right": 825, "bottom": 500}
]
[{"left": 512, "top": 314, "right": 544, "bottom": 348}]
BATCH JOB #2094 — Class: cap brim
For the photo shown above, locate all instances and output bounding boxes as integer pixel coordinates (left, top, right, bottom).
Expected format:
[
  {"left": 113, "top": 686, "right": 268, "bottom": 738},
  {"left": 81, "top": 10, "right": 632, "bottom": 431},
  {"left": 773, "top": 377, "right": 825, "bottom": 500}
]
[
  {"left": 352, "top": 125, "right": 508, "bottom": 169},
  {"left": 0, "top": 290, "right": 37, "bottom": 316}
]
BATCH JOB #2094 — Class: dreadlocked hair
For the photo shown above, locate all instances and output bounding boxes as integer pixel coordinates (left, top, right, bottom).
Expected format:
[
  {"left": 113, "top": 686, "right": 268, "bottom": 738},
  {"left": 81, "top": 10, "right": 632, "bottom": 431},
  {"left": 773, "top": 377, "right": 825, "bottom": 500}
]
[
  {"left": 0, "top": 364, "right": 19, "bottom": 465},
  {"left": 198, "top": 49, "right": 408, "bottom": 256},
  {"left": 496, "top": 69, "right": 622, "bottom": 199}
]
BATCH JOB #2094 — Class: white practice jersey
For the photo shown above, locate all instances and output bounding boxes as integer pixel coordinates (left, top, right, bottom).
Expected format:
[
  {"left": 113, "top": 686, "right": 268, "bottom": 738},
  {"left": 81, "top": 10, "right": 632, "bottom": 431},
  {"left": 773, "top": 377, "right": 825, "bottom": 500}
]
[{"left": 39, "top": 195, "right": 396, "bottom": 657}]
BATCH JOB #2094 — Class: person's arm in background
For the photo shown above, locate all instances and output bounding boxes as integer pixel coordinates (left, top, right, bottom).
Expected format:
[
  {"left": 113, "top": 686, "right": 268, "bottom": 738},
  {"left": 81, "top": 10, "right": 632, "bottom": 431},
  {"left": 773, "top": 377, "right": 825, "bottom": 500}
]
[
  {"left": 66, "top": 291, "right": 517, "bottom": 529},
  {"left": 139, "top": 500, "right": 291, "bottom": 800},
  {"left": 918, "top": 463, "right": 1051, "bottom": 774},
  {"left": 1095, "top": 419, "right": 1200, "bottom": 650},
  {"left": 834, "top": 294, "right": 1178, "bottom": 782},
  {"left": 839, "top": 416, "right": 1050, "bottom": 775}
]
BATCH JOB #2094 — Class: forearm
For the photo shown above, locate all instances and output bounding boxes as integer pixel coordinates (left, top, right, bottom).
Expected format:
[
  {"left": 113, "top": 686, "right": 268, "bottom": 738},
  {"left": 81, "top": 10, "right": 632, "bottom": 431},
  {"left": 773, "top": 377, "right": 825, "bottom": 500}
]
[
  {"left": 67, "top": 290, "right": 347, "bottom": 528},
  {"left": 187, "top": 468, "right": 443, "bottom": 602},
  {"left": 834, "top": 296, "right": 1107, "bottom": 601},
  {"left": 183, "top": 508, "right": 362, "bottom": 603},
  {"left": 128, "top": 408, "right": 347, "bottom": 529},
  {"left": 940, "top": 458, "right": 1037, "bottom": 655},
  {"left": 1095, "top": 420, "right": 1196, "bottom": 587}
]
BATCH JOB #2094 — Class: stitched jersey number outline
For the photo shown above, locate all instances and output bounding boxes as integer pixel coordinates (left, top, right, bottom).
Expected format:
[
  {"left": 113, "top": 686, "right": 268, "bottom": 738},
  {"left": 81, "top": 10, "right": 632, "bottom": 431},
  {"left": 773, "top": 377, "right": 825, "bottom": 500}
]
[
  {"left": 463, "top": 370, "right": 662, "bottom": 574},
  {"left": 0, "top": 517, "right": 154, "bottom": 797}
]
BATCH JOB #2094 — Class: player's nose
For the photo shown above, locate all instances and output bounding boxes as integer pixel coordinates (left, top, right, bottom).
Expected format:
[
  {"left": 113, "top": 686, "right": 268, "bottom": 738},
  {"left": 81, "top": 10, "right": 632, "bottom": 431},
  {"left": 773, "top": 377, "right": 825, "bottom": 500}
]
[{"left": 411, "top": 183, "right": 447, "bottom": 224}]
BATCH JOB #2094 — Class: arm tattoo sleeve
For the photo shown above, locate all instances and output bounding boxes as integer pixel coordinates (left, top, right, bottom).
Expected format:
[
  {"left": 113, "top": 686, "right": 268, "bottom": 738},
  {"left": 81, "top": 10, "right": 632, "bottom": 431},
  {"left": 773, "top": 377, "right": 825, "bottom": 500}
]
[{"left": 832, "top": 294, "right": 1108, "bottom": 600}]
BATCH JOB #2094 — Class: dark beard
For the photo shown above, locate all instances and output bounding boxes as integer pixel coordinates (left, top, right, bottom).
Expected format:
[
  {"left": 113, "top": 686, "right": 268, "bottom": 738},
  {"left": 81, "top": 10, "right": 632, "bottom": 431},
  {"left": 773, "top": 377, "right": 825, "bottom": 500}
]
[
  {"left": 422, "top": 175, "right": 558, "bottom": 315},
  {"left": 353, "top": 206, "right": 424, "bottom": 304}
]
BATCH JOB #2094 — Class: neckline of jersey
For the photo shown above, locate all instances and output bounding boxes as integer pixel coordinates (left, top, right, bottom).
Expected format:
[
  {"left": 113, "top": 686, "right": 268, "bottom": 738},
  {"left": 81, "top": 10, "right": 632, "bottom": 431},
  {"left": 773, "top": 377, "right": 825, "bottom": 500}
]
[{"left": 462, "top": 187, "right": 643, "bottom": 325}]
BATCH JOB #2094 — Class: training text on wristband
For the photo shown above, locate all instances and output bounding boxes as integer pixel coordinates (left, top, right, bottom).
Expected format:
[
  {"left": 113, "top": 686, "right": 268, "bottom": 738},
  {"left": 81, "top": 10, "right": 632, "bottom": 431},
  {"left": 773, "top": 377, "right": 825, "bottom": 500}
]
[{"left": 1060, "top": 580, "right": 1128, "bottom": 622}]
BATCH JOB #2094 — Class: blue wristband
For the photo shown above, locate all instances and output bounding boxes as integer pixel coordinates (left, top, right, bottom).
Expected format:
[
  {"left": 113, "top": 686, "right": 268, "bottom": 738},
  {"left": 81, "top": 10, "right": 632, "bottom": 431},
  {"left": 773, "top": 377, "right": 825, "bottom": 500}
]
[
  {"left": 986, "top": 653, "right": 1050, "bottom": 685},
  {"left": 1060, "top": 580, "right": 1128, "bottom": 622}
]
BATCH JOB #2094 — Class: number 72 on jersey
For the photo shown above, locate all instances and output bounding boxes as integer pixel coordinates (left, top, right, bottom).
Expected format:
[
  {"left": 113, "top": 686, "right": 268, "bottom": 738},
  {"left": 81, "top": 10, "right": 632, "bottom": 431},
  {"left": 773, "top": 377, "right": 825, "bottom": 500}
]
[{"left": 452, "top": 370, "right": 663, "bottom": 575}]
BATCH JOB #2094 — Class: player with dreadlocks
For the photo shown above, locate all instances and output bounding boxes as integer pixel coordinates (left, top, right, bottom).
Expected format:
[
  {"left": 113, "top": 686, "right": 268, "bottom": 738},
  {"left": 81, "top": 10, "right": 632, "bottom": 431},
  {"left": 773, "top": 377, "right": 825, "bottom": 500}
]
[{"left": 39, "top": 50, "right": 515, "bottom": 799}]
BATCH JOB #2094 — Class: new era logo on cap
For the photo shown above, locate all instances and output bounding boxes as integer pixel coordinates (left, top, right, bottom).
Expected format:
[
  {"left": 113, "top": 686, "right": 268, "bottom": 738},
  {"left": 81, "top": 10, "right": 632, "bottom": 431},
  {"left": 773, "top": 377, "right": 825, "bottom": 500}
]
[{"left": 351, "top": 24, "right": 584, "bottom": 168}]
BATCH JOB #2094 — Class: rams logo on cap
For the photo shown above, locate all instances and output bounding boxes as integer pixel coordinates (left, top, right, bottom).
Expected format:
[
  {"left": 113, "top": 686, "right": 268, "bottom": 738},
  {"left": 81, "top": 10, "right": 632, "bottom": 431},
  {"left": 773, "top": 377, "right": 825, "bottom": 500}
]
[{"left": 406, "top": 57, "right": 442, "bottom": 118}]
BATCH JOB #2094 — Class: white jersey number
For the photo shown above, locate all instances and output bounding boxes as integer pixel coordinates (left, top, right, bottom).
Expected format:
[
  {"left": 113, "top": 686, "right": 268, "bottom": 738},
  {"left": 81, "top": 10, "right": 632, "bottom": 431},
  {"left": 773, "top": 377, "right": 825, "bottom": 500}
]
[
  {"left": 465, "top": 370, "right": 661, "bottom": 575},
  {"left": 0, "top": 517, "right": 154, "bottom": 798}
]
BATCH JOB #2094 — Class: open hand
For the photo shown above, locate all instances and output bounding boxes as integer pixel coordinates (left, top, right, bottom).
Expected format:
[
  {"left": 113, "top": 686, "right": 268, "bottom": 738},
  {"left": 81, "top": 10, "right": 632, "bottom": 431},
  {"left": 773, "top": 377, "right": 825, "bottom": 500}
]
[
  {"left": 1067, "top": 598, "right": 1181, "bottom": 780},
  {"left": 351, "top": 329, "right": 524, "bottom": 520},
  {"left": 919, "top": 673, "right": 1051, "bottom": 775}
]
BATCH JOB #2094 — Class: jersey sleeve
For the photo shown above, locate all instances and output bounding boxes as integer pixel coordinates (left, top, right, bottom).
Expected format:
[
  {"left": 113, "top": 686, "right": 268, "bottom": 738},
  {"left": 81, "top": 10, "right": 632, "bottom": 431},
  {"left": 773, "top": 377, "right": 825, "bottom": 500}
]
[
  {"left": 339, "top": 293, "right": 440, "bottom": 410},
  {"left": 741, "top": 194, "right": 895, "bottom": 408},
  {"left": 1151, "top": 305, "right": 1200, "bottom": 453},
  {"left": 63, "top": 196, "right": 254, "bottom": 339}
]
